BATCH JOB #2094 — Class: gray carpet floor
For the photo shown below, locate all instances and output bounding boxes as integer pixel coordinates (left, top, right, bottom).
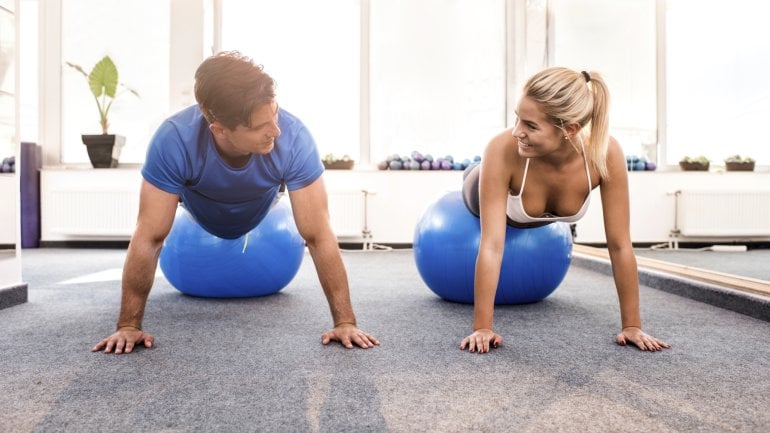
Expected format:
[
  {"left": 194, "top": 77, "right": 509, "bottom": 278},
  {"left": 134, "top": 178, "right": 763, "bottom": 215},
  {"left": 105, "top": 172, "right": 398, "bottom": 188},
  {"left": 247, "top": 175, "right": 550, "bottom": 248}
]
[{"left": 1, "top": 248, "right": 769, "bottom": 433}]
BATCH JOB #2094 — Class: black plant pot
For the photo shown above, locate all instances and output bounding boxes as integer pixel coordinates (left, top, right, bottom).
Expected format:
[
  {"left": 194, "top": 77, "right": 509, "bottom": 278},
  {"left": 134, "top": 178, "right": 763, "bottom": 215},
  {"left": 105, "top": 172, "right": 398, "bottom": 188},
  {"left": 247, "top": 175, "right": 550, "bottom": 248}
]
[{"left": 81, "top": 134, "right": 125, "bottom": 168}]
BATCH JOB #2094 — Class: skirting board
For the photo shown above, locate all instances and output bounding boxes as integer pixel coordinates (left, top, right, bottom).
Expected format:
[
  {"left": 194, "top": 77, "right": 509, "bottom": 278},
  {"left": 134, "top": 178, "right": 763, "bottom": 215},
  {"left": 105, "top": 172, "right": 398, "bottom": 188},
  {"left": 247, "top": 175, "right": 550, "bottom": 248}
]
[{"left": 0, "top": 283, "right": 28, "bottom": 310}]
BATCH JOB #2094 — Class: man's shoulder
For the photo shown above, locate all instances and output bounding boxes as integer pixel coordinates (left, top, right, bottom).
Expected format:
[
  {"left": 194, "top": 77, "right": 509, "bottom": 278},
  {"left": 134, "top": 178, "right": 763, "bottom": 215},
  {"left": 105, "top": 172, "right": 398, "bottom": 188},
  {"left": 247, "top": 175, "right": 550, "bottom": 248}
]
[
  {"left": 152, "top": 105, "right": 207, "bottom": 147},
  {"left": 166, "top": 105, "right": 206, "bottom": 128},
  {"left": 278, "top": 108, "right": 306, "bottom": 133}
]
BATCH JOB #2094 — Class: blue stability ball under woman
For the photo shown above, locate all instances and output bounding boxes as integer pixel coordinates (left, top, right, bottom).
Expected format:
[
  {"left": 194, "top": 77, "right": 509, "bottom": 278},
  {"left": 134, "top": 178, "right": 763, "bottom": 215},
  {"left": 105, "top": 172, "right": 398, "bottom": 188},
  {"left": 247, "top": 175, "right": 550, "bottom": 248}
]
[
  {"left": 413, "top": 191, "right": 572, "bottom": 304},
  {"left": 159, "top": 201, "right": 305, "bottom": 298}
]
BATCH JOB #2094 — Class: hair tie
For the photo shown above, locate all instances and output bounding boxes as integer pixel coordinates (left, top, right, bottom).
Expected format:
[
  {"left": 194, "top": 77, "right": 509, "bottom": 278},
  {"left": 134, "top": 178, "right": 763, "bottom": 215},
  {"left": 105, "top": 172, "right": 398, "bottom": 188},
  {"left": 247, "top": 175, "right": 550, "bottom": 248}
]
[{"left": 581, "top": 71, "right": 591, "bottom": 83}]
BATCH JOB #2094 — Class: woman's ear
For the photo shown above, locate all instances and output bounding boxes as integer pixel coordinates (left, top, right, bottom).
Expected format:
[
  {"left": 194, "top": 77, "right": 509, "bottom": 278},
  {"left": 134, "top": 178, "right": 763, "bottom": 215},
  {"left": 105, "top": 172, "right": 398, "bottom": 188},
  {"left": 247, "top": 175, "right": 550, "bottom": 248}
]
[{"left": 565, "top": 123, "right": 581, "bottom": 137}]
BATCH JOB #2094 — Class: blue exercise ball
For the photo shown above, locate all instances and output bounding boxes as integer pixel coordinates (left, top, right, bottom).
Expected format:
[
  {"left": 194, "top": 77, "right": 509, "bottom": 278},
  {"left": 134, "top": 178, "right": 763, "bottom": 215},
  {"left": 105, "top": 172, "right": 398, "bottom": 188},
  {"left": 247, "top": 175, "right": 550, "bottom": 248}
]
[
  {"left": 413, "top": 191, "right": 572, "bottom": 304},
  {"left": 159, "top": 201, "right": 305, "bottom": 298}
]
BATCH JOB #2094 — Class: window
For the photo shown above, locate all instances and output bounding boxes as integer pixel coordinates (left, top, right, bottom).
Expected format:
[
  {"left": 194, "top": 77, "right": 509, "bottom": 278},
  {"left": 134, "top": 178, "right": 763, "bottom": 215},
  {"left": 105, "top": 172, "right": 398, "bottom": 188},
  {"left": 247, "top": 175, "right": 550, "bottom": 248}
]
[
  {"left": 369, "top": 0, "right": 506, "bottom": 165},
  {"left": 665, "top": 0, "right": 770, "bottom": 165},
  {"left": 18, "top": 0, "right": 36, "bottom": 145},
  {"left": 550, "top": 0, "right": 658, "bottom": 162},
  {"left": 220, "top": 0, "right": 505, "bottom": 166},
  {"left": 60, "top": 0, "right": 170, "bottom": 164},
  {"left": 220, "top": 0, "right": 361, "bottom": 162},
  {"left": 43, "top": 1, "right": 767, "bottom": 169},
  {"left": 0, "top": 1, "right": 14, "bottom": 159}
]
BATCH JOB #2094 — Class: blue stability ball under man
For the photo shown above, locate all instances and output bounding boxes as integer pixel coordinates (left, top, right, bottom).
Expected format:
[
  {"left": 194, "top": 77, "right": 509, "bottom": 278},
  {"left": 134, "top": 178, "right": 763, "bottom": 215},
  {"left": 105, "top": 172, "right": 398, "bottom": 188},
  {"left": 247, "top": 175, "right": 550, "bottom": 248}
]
[
  {"left": 413, "top": 191, "right": 572, "bottom": 304},
  {"left": 159, "top": 200, "right": 305, "bottom": 298}
]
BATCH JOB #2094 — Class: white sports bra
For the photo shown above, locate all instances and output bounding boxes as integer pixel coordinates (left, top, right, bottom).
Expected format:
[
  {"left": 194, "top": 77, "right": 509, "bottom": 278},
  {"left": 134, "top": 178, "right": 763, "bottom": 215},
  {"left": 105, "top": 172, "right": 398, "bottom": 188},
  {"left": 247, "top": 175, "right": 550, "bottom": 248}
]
[{"left": 506, "top": 142, "right": 592, "bottom": 224}]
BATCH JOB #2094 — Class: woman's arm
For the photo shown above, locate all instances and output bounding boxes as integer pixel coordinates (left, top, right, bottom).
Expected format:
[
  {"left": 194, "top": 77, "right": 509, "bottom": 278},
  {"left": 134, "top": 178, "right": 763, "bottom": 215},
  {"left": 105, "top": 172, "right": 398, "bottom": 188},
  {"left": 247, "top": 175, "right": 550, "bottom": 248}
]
[
  {"left": 460, "top": 132, "right": 514, "bottom": 353},
  {"left": 599, "top": 138, "right": 670, "bottom": 351}
]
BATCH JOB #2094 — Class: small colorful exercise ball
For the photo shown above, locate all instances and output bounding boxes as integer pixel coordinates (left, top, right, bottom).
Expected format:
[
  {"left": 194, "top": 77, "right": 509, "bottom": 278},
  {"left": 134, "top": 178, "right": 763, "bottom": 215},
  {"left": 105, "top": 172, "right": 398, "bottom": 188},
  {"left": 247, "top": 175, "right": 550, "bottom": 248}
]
[
  {"left": 159, "top": 201, "right": 305, "bottom": 298},
  {"left": 413, "top": 191, "right": 572, "bottom": 304}
]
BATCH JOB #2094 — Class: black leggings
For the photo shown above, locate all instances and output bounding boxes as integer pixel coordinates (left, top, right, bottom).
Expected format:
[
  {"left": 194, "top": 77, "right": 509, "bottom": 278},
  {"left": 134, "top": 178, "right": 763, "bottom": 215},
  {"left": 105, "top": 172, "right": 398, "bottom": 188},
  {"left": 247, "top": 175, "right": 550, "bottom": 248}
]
[{"left": 461, "top": 163, "right": 482, "bottom": 218}]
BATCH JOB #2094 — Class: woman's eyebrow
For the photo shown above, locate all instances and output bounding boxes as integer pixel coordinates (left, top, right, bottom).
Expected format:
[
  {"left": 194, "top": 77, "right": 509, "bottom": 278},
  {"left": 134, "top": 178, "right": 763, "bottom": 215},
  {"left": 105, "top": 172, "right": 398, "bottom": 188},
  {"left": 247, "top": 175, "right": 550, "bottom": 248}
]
[
  {"left": 514, "top": 110, "right": 536, "bottom": 125},
  {"left": 518, "top": 116, "right": 538, "bottom": 128}
]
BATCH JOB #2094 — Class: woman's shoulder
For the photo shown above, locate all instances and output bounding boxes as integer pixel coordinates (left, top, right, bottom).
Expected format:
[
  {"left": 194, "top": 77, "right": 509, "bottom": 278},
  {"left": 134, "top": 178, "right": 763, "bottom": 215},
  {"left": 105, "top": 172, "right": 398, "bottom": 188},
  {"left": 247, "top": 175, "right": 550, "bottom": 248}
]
[
  {"left": 597, "top": 135, "right": 630, "bottom": 185},
  {"left": 481, "top": 128, "right": 521, "bottom": 176},
  {"left": 607, "top": 135, "right": 621, "bottom": 149},
  {"left": 604, "top": 135, "right": 625, "bottom": 162},
  {"left": 486, "top": 128, "right": 517, "bottom": 155}
]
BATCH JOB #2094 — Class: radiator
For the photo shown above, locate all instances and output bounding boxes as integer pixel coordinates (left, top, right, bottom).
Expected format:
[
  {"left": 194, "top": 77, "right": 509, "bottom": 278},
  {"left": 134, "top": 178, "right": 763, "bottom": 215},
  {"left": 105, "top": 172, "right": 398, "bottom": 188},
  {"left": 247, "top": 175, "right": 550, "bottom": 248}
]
[
  {"left": 673, "top": 190, "right": 770, "bottom": 237},
  {"left": 327, "top": 190, "right": 365, "bottom": 238},
  {"left": 43, "top": 187, "right": 366, "bottom": 238},
  {"left": 43, "top": 189, "right": 139, "bottom": 236}
]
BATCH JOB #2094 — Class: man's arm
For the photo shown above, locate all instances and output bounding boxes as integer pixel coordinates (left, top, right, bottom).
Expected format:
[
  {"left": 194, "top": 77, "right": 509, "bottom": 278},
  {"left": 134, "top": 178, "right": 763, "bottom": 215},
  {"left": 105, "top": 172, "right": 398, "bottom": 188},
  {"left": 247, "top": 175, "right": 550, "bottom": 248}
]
[
  {"left": 92, "top": 179, "right": 180, "bottom": 354},
  {"left": 288, "top": 176, "right": 379, "bottom": 349}
]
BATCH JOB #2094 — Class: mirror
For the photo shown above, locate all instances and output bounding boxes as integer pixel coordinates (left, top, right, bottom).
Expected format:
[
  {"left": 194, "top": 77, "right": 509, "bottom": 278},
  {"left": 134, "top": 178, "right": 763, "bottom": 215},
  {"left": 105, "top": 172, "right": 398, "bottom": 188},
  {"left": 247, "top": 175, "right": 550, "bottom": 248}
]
[
  {"left": 0, "top": 0, "right": 23, "bottom": 299},
  {"left": 633, "top": 247, "right": 770, "bottom": 287}
]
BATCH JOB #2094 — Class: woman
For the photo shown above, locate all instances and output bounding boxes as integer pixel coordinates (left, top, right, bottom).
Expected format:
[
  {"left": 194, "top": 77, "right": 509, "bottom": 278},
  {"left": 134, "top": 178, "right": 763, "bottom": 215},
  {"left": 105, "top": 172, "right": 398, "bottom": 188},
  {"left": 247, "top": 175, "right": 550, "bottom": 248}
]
[{"left": 460, "top": 67, "right": 670, "bottom": 354}]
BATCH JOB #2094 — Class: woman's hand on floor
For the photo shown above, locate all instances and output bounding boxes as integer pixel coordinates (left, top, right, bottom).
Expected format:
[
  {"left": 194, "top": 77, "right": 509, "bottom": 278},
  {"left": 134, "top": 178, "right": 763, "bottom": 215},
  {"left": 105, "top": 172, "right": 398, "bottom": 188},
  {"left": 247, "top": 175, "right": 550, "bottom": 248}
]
[
  {"left": 460, "top": 329, "right": 502, "bottom": 353},
  {"left": 615, "top": 326, "right": 671, "bottom": 351}
]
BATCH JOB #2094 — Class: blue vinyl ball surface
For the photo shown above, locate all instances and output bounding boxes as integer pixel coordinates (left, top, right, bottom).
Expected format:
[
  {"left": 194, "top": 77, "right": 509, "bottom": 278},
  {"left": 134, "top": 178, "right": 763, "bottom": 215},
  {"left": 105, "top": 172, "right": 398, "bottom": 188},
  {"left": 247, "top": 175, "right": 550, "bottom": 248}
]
[
  {"left": 159, "top": 201, "right": 305, "bottom": 298},
  {"left": 413, "top": 191, "right": 572, "bottom": 304}
]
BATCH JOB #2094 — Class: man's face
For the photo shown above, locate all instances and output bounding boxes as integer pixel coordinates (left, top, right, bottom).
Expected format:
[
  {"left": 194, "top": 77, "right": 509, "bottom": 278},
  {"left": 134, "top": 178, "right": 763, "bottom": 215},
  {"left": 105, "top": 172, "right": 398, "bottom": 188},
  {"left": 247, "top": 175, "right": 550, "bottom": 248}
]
[{"left": 218, "top": 101, "right": 281, "bottom": 156}]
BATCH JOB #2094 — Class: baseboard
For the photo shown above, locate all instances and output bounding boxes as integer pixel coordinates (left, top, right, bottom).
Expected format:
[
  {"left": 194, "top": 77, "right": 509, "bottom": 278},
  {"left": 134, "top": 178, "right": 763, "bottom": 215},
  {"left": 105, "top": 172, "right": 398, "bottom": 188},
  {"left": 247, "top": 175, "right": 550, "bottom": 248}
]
[
  {"left": 39, "top": 240, "right": 130, "bottom": 249},
  {"left": 339, "top": 242, "right": 413, "bottom": 250},
  {"left": 0, "top": 283, "right": 28, "bottom": 310},
  {"left": 576, "top": 241, "right": 770, "bottom": 250}
]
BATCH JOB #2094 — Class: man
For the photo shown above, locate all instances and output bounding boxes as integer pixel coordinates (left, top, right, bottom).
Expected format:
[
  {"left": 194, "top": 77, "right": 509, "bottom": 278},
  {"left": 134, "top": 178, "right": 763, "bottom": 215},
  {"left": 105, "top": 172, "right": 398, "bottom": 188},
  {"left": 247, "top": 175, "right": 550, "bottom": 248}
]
[{"left": 92, "top": 51, "right": 379, "bottom": 354}]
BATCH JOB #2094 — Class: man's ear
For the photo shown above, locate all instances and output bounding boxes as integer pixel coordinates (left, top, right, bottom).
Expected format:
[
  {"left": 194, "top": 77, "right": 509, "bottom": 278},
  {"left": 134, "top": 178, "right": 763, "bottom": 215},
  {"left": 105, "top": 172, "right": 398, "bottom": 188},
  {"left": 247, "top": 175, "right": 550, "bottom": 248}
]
[{"left": 209, "top": 121, "right": 226, "bottom": 138}]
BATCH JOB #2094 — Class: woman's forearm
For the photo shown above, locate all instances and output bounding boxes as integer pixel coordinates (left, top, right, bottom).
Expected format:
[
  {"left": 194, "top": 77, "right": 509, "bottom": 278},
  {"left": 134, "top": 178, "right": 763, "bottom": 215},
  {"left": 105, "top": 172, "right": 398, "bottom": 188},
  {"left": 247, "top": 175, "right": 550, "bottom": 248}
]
[
  {"left": 473, "top": 248, "right": 503, "bottom": 330},
  {"left": 608, "top": 246, "right": 642, "bottom": 328}
]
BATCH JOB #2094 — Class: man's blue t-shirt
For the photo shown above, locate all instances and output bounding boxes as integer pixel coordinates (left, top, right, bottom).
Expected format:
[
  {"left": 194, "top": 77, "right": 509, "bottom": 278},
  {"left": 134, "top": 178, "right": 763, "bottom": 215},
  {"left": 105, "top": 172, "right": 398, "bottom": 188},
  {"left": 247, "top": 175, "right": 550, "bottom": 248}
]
[{"left": 142, "top": 105, "right": 324, "bottom": 239}]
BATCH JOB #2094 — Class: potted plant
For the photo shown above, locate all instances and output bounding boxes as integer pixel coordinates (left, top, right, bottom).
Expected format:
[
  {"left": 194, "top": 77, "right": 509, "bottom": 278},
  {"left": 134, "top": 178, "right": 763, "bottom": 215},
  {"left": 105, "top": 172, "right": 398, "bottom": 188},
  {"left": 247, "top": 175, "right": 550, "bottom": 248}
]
[
  {"left": 322, "top": 153, "right": 355, "bottom": 170},
  {"left": 679, "top": 155, "right": 710, "bottom": 171},
  {"left": 724, "top": 154, "right": 755, "bottom": 172},
  {"left": 66, "top": 55, "right": 138, "bottom": 168}
]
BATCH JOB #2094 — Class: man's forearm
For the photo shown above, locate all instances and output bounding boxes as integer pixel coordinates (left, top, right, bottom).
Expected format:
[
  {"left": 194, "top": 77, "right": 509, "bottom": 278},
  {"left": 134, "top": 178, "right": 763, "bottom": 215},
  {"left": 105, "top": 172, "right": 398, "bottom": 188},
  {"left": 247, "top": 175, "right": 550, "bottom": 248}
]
[
  {"left": 307, "top": 238, "right": 357, "bottom": 326},
  {"left": 116, "top": 239, "right": 162, "bottom": 329}
]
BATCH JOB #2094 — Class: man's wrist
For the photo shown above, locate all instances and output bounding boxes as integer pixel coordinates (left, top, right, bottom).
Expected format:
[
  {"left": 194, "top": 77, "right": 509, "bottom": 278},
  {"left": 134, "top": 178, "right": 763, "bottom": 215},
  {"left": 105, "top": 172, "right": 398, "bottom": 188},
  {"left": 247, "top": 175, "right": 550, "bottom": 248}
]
[
  {"left": 334, "top": 321, "right": 356, "bottom": 328},
  {"left": 116, "top": 323, "right": 142, "bottom": 331}
]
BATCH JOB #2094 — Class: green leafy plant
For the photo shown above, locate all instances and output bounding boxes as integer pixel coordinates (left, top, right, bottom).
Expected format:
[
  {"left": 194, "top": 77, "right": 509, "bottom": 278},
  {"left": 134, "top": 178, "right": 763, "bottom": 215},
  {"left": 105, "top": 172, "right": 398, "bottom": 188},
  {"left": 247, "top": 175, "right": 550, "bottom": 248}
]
[
  {"left": 322, "top": 153, "right": 352, "bottom": 164},
  {"left": 724, "top": 154, "right": 755, "bottom": 163},
  {"left": 680, "top": 155, "right": 710, "bottom": 165},
  {"left": 66, "top": 55, "right": 139, "bottom": 134}
]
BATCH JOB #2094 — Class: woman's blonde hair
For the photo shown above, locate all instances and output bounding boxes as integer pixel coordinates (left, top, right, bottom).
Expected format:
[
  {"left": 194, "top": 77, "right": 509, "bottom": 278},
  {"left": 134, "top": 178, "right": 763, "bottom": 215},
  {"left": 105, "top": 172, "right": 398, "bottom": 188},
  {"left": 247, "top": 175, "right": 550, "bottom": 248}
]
[{"left": 523, "top": 67, "right": 610, "bottom": 179}]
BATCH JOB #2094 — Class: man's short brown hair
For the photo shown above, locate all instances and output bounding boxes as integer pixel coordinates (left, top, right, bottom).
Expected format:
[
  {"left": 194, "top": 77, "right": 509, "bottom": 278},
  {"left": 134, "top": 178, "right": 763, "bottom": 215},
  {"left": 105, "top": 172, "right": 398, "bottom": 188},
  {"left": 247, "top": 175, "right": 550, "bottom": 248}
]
[{"left": 194, "top": 51, "right": 276, "bottom": 130}]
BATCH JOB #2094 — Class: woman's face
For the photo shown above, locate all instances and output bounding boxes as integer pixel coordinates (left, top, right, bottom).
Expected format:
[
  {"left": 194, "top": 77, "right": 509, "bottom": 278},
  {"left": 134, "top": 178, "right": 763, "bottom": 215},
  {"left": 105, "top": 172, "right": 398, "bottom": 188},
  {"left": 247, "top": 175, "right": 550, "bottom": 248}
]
[{"left": 511, "top": 96, "right": 564, "bottom": 158}]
